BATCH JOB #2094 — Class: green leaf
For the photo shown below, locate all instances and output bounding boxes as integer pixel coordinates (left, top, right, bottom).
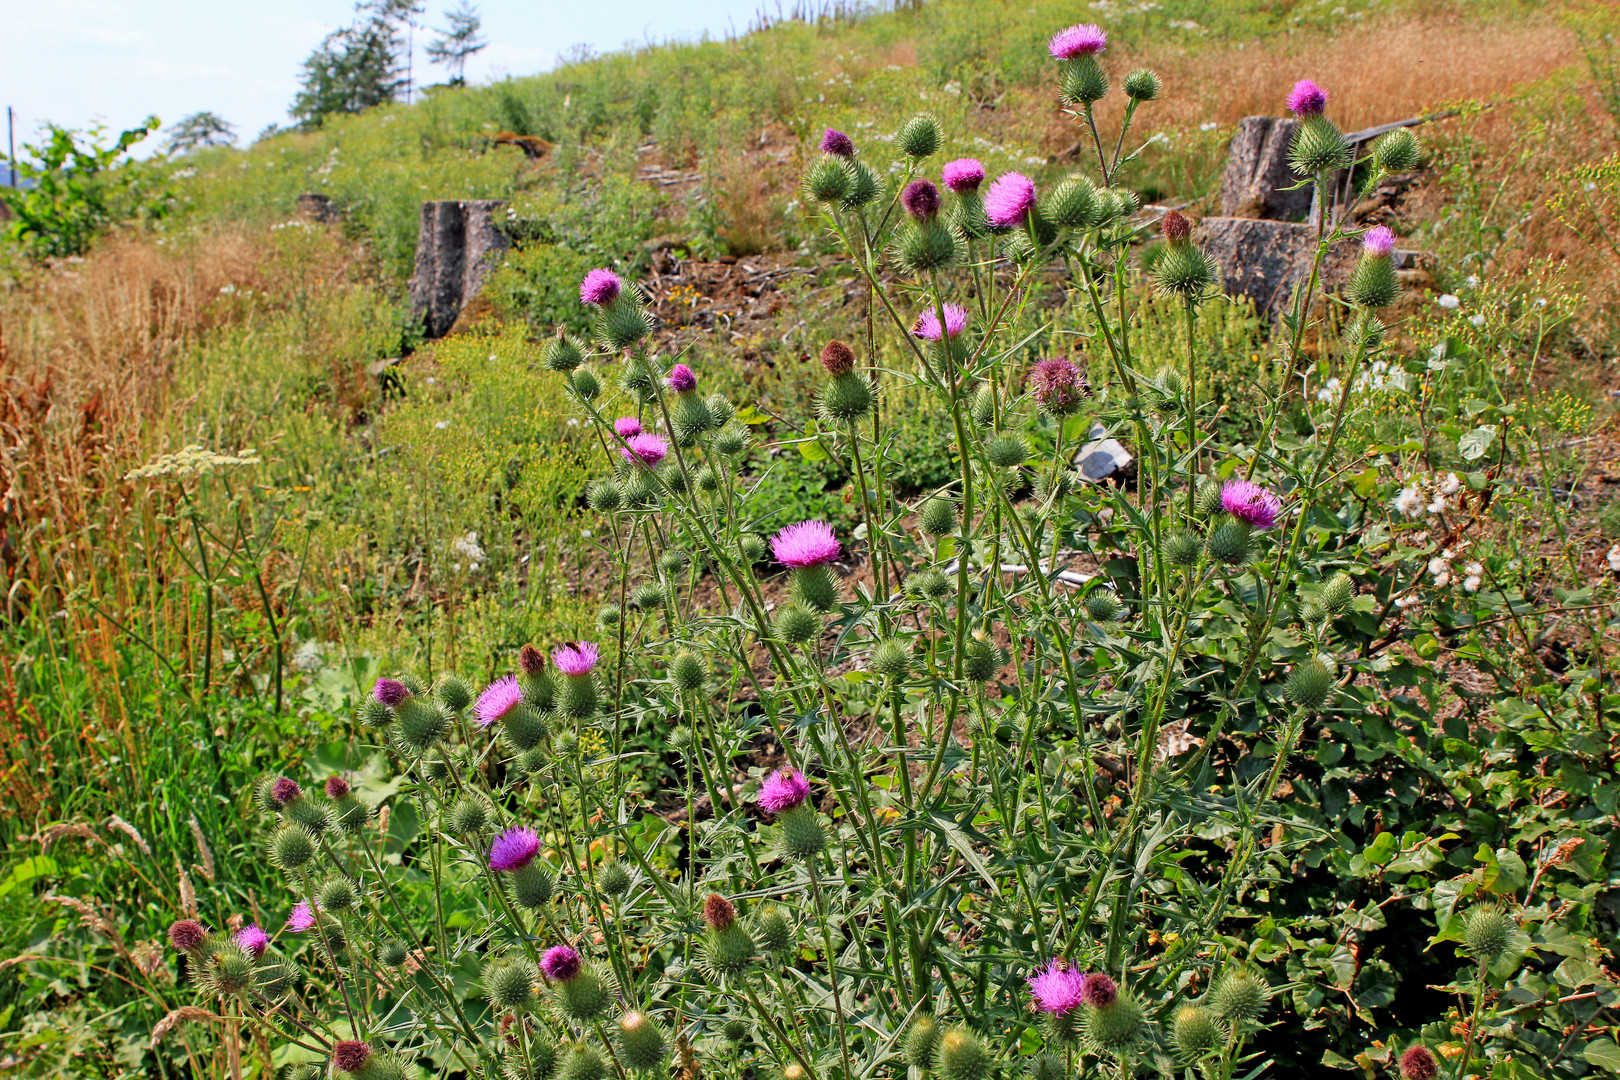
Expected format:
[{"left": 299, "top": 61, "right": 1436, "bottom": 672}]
[
  {"left": 734, "top": 405, "right": 771, "bottom": 426},
  {"left": 1583, "top": 1039, "right": 1620, "bottom": 1072},
  {"left": 797, "top": 438, "right": 829, "bottom": 462},
  {"left": 1458, "top": 425, "right": 1497, "bottom": 461}
]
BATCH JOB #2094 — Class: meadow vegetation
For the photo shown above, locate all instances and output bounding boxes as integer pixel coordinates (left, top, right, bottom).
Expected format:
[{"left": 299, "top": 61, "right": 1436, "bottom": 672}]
[{"left": 0, "top": 0, "right": 1618, "bottom": 1076}]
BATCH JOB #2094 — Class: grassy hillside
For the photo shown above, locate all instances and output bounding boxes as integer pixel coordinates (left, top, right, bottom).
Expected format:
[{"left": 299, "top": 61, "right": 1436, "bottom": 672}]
[{"left": 1, "top": 0, "right": 1618, "bottom": 1074}]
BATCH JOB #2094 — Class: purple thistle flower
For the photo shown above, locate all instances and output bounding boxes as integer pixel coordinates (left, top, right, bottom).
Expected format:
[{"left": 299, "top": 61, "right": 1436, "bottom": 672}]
[
  {"left": 286, "top": 903, "right": 317, "bottom": 932},
  {"left": 541, "top": 944, "right": 582, "bottom": 981},
  {"left": 902, "top": 179, "right": 941, "bottom": 221},
  {"left": 667, "top": 363, "right": 698, "bottom": 393},
  {"left": 614, "top": 416, "right": 643, "bottom": 438},
  {"left": 1027, "top": 959, "right": 1088, "bottom": 1015},
  {"left": 758, "top": 768, "right": 811, "bottom": 815},
  {"left": 819, "top": 128, "right": 855, "bottom": 157},
  {"left": 488, "top": 826, "right": 542, "bottom": 872},
  {"left": 552, "top": 641, "right": 601, "bottom": 677},
  {"left": 1221, "top": 479, "right": 1282, "bottom": 530},
  {"left": 912, "top": 303, "right": 969, "bottom": 341},
  {"left": 270, "top": 777, "right": 302, "bottom": 807},
  {"left": 1082, "top": 971, "right": 1118, "bottom": 1008},
  {"left": 474, "top": 675, "right": 523, "bottom": 728},
  {"left": 1028, "top": 358, "right": 1089, "bottom": 414},
  {"left": 235, "top": 924, "right": 270, "bottom": 959},
  {"left": 168, "top": 919, "right": 207, "bottom": 951},
  {"left": 770, "top": 520, "right": 841, "bottom": 569},
  {"left": 1286, "top": 79, "right": 1328, "bottom": 117},
  {"left": 983, "top": 172, "right": 1037, "bottom": 228},
  {"left": 373, "top": 678, "right": 410, "bottom": 707},
  {"left": 942, "top": 158, "right": 985, "bottom": 193},
  {"left": 1400, "top": 1046, "right": 1439, "bottom": 1080},
  {"left": 1362, "top": 225, "right": 1396, "bottom": 258},
  {"left": 1049, "top": 22, "right": 1108, "bottom": 59},
  {"left": 620, "top": 433, "right": 669, "bottom": 466},
  {"left": 332, "top": 1040, "right": 371, "bottom": 1074},
  {"left": 324, "top": 775, "right": 350, "bottom": 799},
  {"left": 579, "top": 268, "right": 623, "bottom": 306}
]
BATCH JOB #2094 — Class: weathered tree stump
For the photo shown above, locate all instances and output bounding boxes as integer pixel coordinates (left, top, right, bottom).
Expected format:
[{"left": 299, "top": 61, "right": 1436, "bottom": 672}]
[
  {"left": 1218, "top": 117, "right": 1312, "bottom": 221},
  {"left": 408, "top": 200, "right": 511, "bottom": 339}
]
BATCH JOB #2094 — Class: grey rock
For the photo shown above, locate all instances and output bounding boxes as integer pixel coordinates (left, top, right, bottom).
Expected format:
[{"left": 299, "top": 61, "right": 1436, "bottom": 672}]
[
  {"left": 1196, "top": 217, "right": 1357, "bottom": 319},
  {"left": 1074, "top": 423, "right": 1133, "bottom": 483},
  {"left": 408, "top": 199, "right": 511, "bottom": 339},
  {"left": 1218, "top": 117, "right": 1312, "bottom": 221}
]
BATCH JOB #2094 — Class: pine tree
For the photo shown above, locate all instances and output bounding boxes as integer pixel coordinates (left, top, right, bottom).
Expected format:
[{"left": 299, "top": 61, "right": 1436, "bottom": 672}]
[{"left": 425, "top": 1, "right": 486, "bottom": 86}]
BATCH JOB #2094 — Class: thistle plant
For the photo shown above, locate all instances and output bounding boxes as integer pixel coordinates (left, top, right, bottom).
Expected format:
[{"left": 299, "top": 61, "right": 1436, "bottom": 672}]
[{"left": 170, "top": 28, "right": 1524, "bottom": 1080}]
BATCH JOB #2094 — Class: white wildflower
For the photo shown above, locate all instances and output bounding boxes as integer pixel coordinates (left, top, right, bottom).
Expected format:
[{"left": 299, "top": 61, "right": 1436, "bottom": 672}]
[
  {"left": 435, "top": 420, "right": 450, "bottom": 430},
  {"left": 1394, "top": 487, "right": 1424, "bottom": 516},
  {"left": 451, "top": 531, "right": 485, "bottom": 572},
  {"left": 1437, "top": 294, "right": 1460, "bottom": 309},
  {"left": 1440, "top": 473, "right": 1462, "bottom": 496},
  {"left": 1608, "top": 544, "right": 1620, "bottom": 572}
]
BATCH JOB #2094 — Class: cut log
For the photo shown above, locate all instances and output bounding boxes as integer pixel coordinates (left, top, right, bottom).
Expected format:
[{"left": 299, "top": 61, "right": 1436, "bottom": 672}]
[
  {"left": 407, "top": 200, "right": 511, "bottom": 340},
  {"left": 1218, "top": 117, "right": 1312, "bottom": 221},
  {"left": 1196, "top": 217, "right": 1358, "bottom": 318}
]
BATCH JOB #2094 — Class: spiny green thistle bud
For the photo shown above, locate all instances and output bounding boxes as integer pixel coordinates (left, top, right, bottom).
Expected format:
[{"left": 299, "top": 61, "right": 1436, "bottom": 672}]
[
  {"left": 936, "top": 1027, "right": 991, "bottom": 1080},
  {"left": 380, "top": 940, "right": 409, "bottom": 967},
  {"left": 1289, "top": 114, "right": 1352, "bottom": 176},
  {"left": 1153, "top": 367, "right": 1187, "bottom": 413},
  {"left": 910, "top": 568, "right": 951, "bottom": 601},
  {"left": 512, "top": 862, "right": 556, "bottom": 908},
  {"left": 706, "top": 394, "right": 735, "bottom": 429},
  {"left": 434, "top": 674, "right": 471, "bottom": 713},
  {"left": 1285, "top": 657, "right": 1336, "bottom": 711},
  {"left": 616, "top": 1011, "right": 668, "bottom": 1072},
  {"left": 558, "top": 1045, "right": 608, "bottom": 1080},
  {"left": 897, "top": 112, "right": 943, "bottom": 158},
  {"left": 271, "top": 826, "right": 317, "bottom": 870},
  {"left": 1194, "top": 480, "right": 1224, "bottom": 515},
  {"left": 1165, "top": 528, "right": 1202, "bottom": 568},
  {"left": 620, "top": 470, "right": 654, "bottom": 507},
  {"left": 543, "top": 332, "right": 586, "bottom": 372},
  {"left": 702, "top": 922, "right": 757, "bottom": 979},
  {"left": 963, "top": 640, "right": 998, "bottom": 683},
  {"left": 739, "top": 533, "right": 768, "bottom": 563},
  {"left": 1170, "top": 1004, "right": 1220, "bottom": 1058},
  {"left": 1343, "top": 310, "right": 1386, "bottom": 354},
  {"left": 447, "top": 793, "right": 489, "bottom": 835},
  {"left": 315, "top": 875, "right": 357, "bottom": 913},
  {"left": 672, "top": 393, "right": 716, "bottom": 441},
  {"left": 519, "top": 746, "right": 551, "bottom": 773},
  {"left": 361, "top": 1056, "right": 410, "bottom": 1080},
  {"left": 905, "top": 1015, "right": 940, "bottom": 1070},
  {"left": 841, "top": 158, "right": 882, "bottom": 210},
  {"left": 285, "top": 795, "right": 333, "bottom": 836},
  {"left": 596, "top": 298, "right": 654, "bottom": 353},
  {"left": 1034, "top": 468, "right": 1077, "bottom": 504},
  {"left": 554, "top": 967, "right": 611, "bottom": 1022},
  {"left": 312, "top": 915, "right": 346, "bottom": 957},
  {"left": 1154, "top": 241, "right": 1218, "bottom": 300},
  {"left": 1041, "top": 176, "right": 1099, "bottom": 229},
  {"left": 1211, "top": 969, "right": 1268, "bottom": 1023},
  {"left": 629, "top": 580, "right": 666, "bottom": 611},
  {"left": 1123, "top": 68, "right": 1162, "bottom": 102},
  {"left": 870, "top": 638, "right": 911, "bottom": 679},
  {"left": 1345, "top": 251, "right": 1399, "bottom": 309},
  {"left": 255, "top": 957, "right": 299, "bottom": 998},
  {"left": 1085, "top": 590, "right": 1126, "bottom": 622},
  {"left": 1083, "top": 992, "right": 1145, "bottom": 1052},
  {"left": 1028, "top": 1051, "right": 1067, "bottom": 1080},
  {"left": 659, "top": 460, "right": 689, "bottom": 494},
  {"left": 804, "top": 155, "right": 852, "bottom": 203},
  {"left": 286, "top": 1065, "right": 321, "bottom": 1080},
  {"left": 1060, "top": 55, "right": 1109, "bottom": 105},
  {"left": 777, "top": 802, "right": 827, "bottom": 859},
  {"left": 669, "top": 651, "right": 706, "bottom": 692},
  {"left": 818, "top": 372, "right": 876, "bottom": 424},
  {"left": 1373, "top": 127, "right": 1421, "bottom": 173},
  {"left": 559, "top": 674, "right": 598, "bottom": 721},
  {"left": 986, "top": 433, "right": 1030, "bottom": 468},
  {"left": 393, "top": 698, "right": 448, "bottom": 754},
  {"left": 547, "top": 729, "right": 579, "bottom": 758},
  {"left": 200, "top": 939, "right": 256, "bottom": 995},
  {"left": 587, "top": 479, "right": 622, "bottom": 512},
  {"left": 1320, "top": 573, "right": 1355, "bottom": 614},
  {"left": 970, "top": 383, "right": 997, "bottom": 426},
  {"left": 597, "top": 861, "right": 632, "bottom": 897},
  {"left": 721, "top": 1018, "right": 750, "bottom": 1043},
  {"left": 356, "top": 697, "right": 391, "bottom": 727},
  {"left": 895, "top": 220, "right": 960, "bottom": 275},
  {"left": 505, "top": 1045, "right": 557, "bottom": 1080},
  {"left": 920, "top": 497, "right": 959, "bottom": 536},
  {"left": 503, "top": 703, "right": 549, "bottom": 751},
  {"left": 712, "top": 425, "right": 749, "bottom": 457},
  {"left": 695, "top": 463, "right": 720, "bottom": 492},
  {"left": 754, "top": 904, "right": 793, "bottom": 954},
  {"left": 596, "top": 603, "right": 622, "bottom": 629},
  {"left": 570, "top": 366, "right": 601, "bottom": 401},
  {"left": 1206, "top": 520, "right": 1253, "bottom": 566},
  {"left": 667, "top": 725, "right": 695, "bottom": 752},
  {"left": 422, "top": 749, "right": 452, "bottom": 782},
  {"left": 619, "top": 358, "right": 659, "bottom": 403},
  {"left": 1464, "top": 905, "right": 1515, "bottom": 960},
  {"left": 791, "top": 564, "right": 838, "bottom": 614}
]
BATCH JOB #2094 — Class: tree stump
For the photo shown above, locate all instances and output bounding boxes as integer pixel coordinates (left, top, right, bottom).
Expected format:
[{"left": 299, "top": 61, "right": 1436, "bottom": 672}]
[
  {"left": 295, "top": 193, "right": 339, "bottom": 223},
  {"left": 1196, "top": 218, "right": 1357, "bottom": 318},
  {"left": 408, "top": 200, "right": 511, "bottom": 339},
  {"left": 1218, "top": 117, "right": 1312, "bottom": 221}
]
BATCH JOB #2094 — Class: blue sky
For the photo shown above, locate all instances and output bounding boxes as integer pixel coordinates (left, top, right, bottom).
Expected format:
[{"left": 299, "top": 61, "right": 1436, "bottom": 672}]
[{"left": 1, "top": 0, "right": 768, "bottom": 158}]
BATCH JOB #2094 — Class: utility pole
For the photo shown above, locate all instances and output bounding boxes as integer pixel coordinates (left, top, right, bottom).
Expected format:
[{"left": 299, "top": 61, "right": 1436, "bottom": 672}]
[{"left": 6, "top": 106, "right": 14, "bottom": 187}]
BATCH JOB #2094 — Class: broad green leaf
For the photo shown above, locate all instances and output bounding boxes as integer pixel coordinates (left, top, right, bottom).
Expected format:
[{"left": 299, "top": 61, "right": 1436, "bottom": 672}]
[{"left": 1458, "top": 425, "right": 1497, "bottom": 461}]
